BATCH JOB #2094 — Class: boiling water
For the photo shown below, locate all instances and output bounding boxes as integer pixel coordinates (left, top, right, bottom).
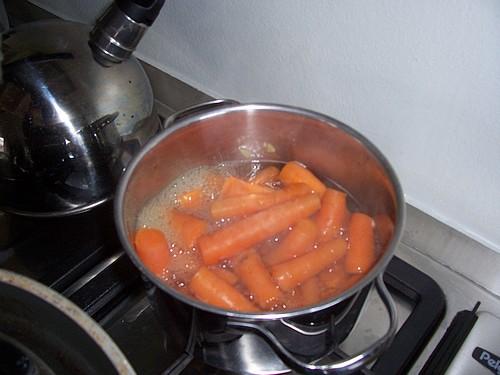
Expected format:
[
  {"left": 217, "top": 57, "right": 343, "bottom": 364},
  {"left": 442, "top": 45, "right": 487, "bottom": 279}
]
[{"left": 136, "top": 160, "right": 380, "bottom": 311}]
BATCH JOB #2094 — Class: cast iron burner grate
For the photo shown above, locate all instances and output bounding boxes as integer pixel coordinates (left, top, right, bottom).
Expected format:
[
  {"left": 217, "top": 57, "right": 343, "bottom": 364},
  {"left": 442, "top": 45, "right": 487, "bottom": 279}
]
[
  {"left": 97, "top": 255, "right": 446, "bottom": 375},
  {"left": 0, "top": 207, "right": 445, "bottom": 375}
]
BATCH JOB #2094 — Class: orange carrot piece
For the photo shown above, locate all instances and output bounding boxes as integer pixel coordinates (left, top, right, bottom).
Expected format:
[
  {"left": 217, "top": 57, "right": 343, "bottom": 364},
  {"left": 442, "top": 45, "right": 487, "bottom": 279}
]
[
  {"left": 271, "top": 238, "right": 347, "bottom": 291},
  {"left": 235, "top": 251, "right": 284, "bottom": 309},
  {"left": 169, "top": 209, "right": 208, "bottom": 249},
  {"left": 316, "top": 188, "right": 348, "bottom": 242},
  {"left": 300, "top": 276, "right": 322, "bottom": 306},
  {"left": 190, "top": 267, "right": 258, "bottom": 312},
  {"left": 250, "top": 166, "right": 280, "bottom": 185},
  {"left": 345, "top": 213, "right": 376, "bottom": 274},
  {"left": 134, "top": 228, "right": 170, "bottom": 277},
  {"left": 205, "top": 173, "right": 225, "bottom": 189},
  {"left": 203, "top": 173, "right": 225, "bottom": 197},
  {"left": 178, "top": 188, "right": 205, "bottom": 209},
  {"left": 211, "top": 267, "right": 239, "bottom": 285},
  {"left": 211, "top": 193, "right": 278, "bottom": 219},
  {"left": 198, "top": 194, "right": 321, "bottom": 265},
  {"left": 319, "top": 264, "right": 348, "bottom": 289},
  {"left": 284, "top": 288, "right": 306, "bottom": 310},
  {"left": 278, "top": 161, "right": 326, "bottom": 197},
  {"left": 374, "top": 214, "right": 395, "bottom": 248},
  {"left": 320, "top": 266, "right": 364, "bottom": 297},
  {"left": 263, "top": 219, "right": 318, "bottom": 265},
  {"left": 219, "top": 176, "right": 274, "bottom": 198},
  {"left": 211, "top": 183, "right": 311, "bottom": 219}
]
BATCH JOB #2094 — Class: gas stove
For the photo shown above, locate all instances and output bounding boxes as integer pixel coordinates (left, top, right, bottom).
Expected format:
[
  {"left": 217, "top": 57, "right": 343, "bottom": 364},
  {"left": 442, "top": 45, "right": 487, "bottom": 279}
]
[
  {"left": 3, "top": 1, "right": 500, "bottom": 371},
  {"left": 0, "top": 205, "right": 445, "bottom": 375}
]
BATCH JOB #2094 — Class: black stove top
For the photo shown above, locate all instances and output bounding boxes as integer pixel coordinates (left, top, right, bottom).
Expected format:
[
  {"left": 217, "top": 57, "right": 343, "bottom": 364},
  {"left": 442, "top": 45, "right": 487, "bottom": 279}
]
[{"left": 0, "top": 206, "right": 446, "bottom": 375}]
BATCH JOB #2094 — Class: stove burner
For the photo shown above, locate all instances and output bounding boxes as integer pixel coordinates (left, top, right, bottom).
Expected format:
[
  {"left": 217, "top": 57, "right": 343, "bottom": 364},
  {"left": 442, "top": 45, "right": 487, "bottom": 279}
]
[
  {"left": 152, "top": 284, "right": 369, "bottom": 375},
  {"left": 103, "top": 256, "right": 445, "bottom": 374},
  {"left": 1, "top": 207, "right": 446, "bottom": 375}
]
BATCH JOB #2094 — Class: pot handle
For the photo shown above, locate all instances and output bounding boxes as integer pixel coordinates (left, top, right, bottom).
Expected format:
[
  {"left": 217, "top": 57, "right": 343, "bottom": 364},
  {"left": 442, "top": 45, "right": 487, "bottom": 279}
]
[
  {"left": 227, "top": 274, "right": 398, "bottom": 375},
  {"left": 162, "top": 99, "right": 239, "bottom": 129}
]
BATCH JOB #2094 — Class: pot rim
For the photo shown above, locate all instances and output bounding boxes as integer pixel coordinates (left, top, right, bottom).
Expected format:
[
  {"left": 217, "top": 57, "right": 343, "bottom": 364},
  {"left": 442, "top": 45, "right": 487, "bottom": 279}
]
[{"left": 114, "top": 102, "right": 406, "bottom": 320}]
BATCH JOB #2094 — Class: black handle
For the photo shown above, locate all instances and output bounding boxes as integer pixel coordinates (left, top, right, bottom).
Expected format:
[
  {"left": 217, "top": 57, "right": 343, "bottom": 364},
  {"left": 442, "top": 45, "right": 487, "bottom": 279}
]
[{"left": 116, "top": 0, "right": 166, "bottom": 26}]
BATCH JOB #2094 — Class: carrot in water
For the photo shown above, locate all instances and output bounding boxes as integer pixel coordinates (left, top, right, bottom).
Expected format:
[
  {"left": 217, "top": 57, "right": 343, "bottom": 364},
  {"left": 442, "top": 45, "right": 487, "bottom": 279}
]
[
  {"left": 342, "top": 274, "right": 364, "bottom": 293},
  {"left": 211, "top": 194, "right": 278, "bottom": 219},
  {"left": 203, "top": 173, "right": 225, "bottom": 197},
  {"left": 134, "top": 228, "right": 170, "bottom": 277},
  {"left": 198, "top": 194, "right": 321, "bottom": 265},
  {"left": 263, "top": 219, "right": 318, "bottom": 265},
  {"left": 219, "top": 176, "right": 274, "bottom": 198},
  {"left": 284, "top": 288, "right": 306, "bottom": 310},
  {"left": 345, "top": 213, "right": 376, "bottom": 274},
  {"left": 271, "top": 238, "right": 347, "bottom": 291},
  {"left": 210, "top": 267, "right": 239, "bottom": 285},
  {"left": 211, "top": 183, "right": 311, "bottom": 219},
  {"left": 250, "top": 166, "right": 280, "bottom": 185},
  {"left": 374, "top": 214, "right": 394, "bottom": 248},
  {"left": 320, "top": 265, "right": 364, "bottom": 297},
  {"left": 169, "top": 209, "right": 208, "bottom": 249},
  {"left": 300, "top": 276, "right": 322, "bottom": 306},
  {"left": 319, "top": 264, "right": 348, "bottom": 289},
  {"left": 190, "top": 266, "right": 258, "bottom": 312},
  {"left": 278, "top": 161, "right": 326, "bottom": 197},
  {"left": 235, "top": 251, "right": 284, "bottom": 309},
  {"left": 177, "top": 188, "right": 205, "bottom": 210},
  {"left": 316, "top": 188, "right": 348, "bottom": 242}
]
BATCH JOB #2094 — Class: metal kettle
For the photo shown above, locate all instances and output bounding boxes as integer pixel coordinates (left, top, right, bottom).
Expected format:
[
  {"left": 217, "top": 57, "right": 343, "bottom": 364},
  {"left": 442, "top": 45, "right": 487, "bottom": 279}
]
[{"left": 0, "top": 0, "right": 165, "bottom": 217}]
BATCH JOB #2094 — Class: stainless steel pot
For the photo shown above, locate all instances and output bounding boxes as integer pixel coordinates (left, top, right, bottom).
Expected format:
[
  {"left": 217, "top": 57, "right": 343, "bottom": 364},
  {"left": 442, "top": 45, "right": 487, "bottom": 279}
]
[
  {"left": 114, "top": 101, "right": 406, "bottom": 374},
  {"left": 0, "top": 0, "right": 164, "bottom": 217},
  {"left": 0, "top": 269, "right": 135, "bottom": 374}
]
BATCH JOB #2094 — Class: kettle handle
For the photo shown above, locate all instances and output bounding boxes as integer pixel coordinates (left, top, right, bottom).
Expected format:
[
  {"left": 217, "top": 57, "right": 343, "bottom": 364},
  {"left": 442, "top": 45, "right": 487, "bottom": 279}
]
[
  {"left": 227, "top": 274, "right": 398, "bottom": 375},
  {"left": 163, "top": 99, "right": 239, "bottom": 129}
]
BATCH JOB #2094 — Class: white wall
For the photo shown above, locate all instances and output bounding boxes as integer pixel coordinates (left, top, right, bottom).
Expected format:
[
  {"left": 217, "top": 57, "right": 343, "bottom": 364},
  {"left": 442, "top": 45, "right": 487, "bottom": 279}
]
[{"left": 30, "top": 0, "right": 500, "bottom": 252}]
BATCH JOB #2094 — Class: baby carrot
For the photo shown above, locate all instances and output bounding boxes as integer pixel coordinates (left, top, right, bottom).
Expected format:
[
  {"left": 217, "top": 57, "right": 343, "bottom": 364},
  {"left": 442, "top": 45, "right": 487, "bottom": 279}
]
[
  {"left": 278, "top": 161, "right": 326, "bottom": 197},
  {"left": 235, "top": 251, "right": 284, "bottom": 309},
  {"left": 134, "top": 228, "right": 170, "bottom": 277},
  {"left": 169, "top": 209, "right": 208, "bottom": 249},
  {"left": 271, "top": 238, "right": 347, "bottom": 291},
  {"left": 374, "top": 214, "right": 394, "bottom": 248},
  {"left": 190, "top": 266, "right": 258, "bottom": 312},
  {"left": 198, "top": 194, "right": 321, "bottom": 265},
  {"left": 177, "top": 188, "right": 205, "bottom": 210},
  {"left": 204, "top": 172, "right": 225, "bottom": 195},
  {"left": 319, "top": 264, "right": 348, "bottom": 289},
  {"left": 300, "top": 276, "right": 322, "bottom": 306},
  {"left": 263, "top": 219, "right": 318, "bottom": 265},
  {"left": 250, "top": 166, "right": 280, "bottom": 185},
  {"left": 345, "top": 213, "right": 376, "bottom": 274},
  {"left": 211, "top": 193, "right": 278, "bottom": 219},
  {"left": 320, "top": 266, "right": 364, "bottom": 296},
  {"left": 211, "top": 183, "right": 311, "bottom": 219},
  {"left": 210, "top": 267, "right": 239, "bottom": 285},
  {"left": 219, "top": 176, "right": 274, "bottom": 198},
  {"left": 284, "top": 288, "right": 306, "bottom": 310},
  {"left": 316, "top": 188, "right": 348, "bottom": 242}
]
